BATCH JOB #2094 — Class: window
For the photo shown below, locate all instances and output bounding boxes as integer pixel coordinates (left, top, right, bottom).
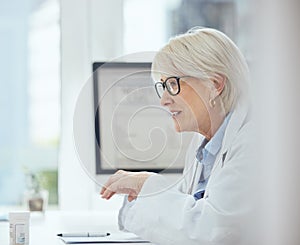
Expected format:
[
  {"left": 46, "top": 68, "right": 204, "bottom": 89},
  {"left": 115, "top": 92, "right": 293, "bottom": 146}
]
[
  {"left": 123, "top": 0, "right": 253, "bottom": 59},
  {"left": 0, "top": 0, "right": 60, "bottom": 206}
]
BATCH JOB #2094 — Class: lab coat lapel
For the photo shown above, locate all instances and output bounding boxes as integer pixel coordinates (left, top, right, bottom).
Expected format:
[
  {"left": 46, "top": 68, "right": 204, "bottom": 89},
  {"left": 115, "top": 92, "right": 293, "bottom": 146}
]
[
  {"left": 201, "top": 100, "right": 249, "bottom": 200},
  {"left": 182, "top": 133, "right": 204, "bottom": 194},
  {"left": 212, "top": 100, "right": 249, "bottom": 173},
  {"left": 183, "top": 100, "right": 249, "bottom": 194},
  {"left": 189, "top": 158, "right": 203, "bottom": 194}
]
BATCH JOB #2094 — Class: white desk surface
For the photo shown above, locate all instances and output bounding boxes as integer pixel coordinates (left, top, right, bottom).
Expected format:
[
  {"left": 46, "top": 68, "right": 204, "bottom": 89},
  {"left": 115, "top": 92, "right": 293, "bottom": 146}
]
[{"left": 0, "top": 210, "right": 151, "bottom": 245}]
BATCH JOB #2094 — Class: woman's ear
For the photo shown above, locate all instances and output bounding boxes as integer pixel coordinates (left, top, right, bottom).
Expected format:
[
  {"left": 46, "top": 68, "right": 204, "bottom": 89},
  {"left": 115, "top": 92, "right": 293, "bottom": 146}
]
[{"left": 212, "top": 74, "right": 226, "bottom": 95}]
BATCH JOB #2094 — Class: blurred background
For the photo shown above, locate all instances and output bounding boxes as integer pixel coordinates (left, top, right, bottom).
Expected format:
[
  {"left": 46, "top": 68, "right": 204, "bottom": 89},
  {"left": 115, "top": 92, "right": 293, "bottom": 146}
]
[
  {"left": 0, "top": 0, "right": 60, "bottom": 206},
  {"left": 1, "top": 0, "right": 300, "bottom": 243},
  {"left": 0, "top": 0, "right": 253, "bottom": 208}
]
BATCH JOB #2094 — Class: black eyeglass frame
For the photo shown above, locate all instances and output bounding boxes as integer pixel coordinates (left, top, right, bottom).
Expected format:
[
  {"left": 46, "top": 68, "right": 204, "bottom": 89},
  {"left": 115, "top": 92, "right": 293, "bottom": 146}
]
[{"left": 154, "top": 76, "right": 184, "bottom": 99}]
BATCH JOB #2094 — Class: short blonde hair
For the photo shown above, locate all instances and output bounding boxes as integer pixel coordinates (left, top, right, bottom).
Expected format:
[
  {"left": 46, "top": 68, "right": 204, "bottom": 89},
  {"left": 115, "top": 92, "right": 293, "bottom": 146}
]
[{"left": 151, "top": 28, "right": 250, "bottom": 113}]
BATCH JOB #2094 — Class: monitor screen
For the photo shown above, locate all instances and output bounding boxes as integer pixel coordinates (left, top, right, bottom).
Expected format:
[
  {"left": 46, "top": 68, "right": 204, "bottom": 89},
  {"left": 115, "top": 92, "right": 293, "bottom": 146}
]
[{"left": 93, "top": 62, "right": 192, "bottom": 174}]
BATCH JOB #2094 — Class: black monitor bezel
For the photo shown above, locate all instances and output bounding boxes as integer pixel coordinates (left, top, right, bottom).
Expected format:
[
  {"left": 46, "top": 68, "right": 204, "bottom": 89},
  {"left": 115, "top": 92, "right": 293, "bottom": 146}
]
[{"left": 93, "top": 62, "right": 183, "bottom": 174}]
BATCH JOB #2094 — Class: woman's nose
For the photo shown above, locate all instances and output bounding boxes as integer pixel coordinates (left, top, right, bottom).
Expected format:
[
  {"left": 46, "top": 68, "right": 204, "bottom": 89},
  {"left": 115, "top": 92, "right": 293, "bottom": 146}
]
[{"left": 160, "top": 90, "right": 173, "bottom": 106}]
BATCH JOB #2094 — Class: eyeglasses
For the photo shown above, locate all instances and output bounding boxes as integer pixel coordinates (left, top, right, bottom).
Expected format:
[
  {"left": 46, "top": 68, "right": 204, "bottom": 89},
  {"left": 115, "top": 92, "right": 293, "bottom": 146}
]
[{"left": 154, "top": 76, "right": 184, "bottom": 99}]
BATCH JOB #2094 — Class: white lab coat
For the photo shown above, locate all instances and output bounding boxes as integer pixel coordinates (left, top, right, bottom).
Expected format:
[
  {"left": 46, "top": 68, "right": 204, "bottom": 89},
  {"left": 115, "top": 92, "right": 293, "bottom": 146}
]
[{"left": 118, "top": 100, "right": 255, "bottom": 245}]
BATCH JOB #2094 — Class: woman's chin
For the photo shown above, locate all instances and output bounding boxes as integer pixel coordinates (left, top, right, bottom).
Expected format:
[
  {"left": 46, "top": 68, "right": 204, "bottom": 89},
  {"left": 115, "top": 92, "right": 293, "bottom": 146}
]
[
  {"left": 173, "top": 121, "right": 198, "bottom": 133},
  {"left": 174, "top": 122, "right": 183, "bottom": 132}
]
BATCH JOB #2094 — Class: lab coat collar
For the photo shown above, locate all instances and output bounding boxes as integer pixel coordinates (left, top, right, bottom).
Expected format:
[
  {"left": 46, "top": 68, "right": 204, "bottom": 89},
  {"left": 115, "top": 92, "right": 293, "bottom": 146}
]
[{"left": 222, "top": 99, "right": 250, "bottom": 154}]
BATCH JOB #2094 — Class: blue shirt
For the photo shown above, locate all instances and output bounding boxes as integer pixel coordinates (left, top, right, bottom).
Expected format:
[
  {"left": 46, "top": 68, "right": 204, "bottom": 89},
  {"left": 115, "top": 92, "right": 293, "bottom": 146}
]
[{"left": 193, "top": 113, "right": 231, "bottom": 200}]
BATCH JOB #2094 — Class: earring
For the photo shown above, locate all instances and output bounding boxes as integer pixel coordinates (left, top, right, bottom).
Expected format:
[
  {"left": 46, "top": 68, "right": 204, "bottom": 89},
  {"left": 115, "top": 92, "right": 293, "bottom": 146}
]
[{"left": 209, "top": 98, "right": 216, "bottom": 108}]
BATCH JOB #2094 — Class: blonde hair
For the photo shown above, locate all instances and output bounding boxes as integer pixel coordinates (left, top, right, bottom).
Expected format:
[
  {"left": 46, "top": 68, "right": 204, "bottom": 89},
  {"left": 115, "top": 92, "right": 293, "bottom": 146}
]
[{"left": 151, "top": 28, "right": 250, "bottom": 113}]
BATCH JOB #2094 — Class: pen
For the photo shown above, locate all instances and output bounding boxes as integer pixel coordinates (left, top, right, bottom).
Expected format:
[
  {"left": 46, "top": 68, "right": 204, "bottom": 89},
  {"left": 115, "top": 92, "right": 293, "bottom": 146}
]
[{"left": 57, "top": 232, "right": 110, "bottom": 237}]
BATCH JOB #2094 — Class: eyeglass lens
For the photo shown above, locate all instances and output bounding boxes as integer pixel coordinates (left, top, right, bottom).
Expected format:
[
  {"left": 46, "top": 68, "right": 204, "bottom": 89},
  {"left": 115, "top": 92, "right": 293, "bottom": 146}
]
[
  {"left": 155, "top": 83, "right": 164, "bottom": 98},
  {"left": 165, "top": 77, "right": 179, "bottom": 95},
  {"left": 155, "top": 77, "right": 180, "bottom": 98}
]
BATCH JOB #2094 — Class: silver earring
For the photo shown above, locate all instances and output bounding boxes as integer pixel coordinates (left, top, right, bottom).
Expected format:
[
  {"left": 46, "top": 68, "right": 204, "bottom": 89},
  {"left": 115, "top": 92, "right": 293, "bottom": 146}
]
[{"left": 209, "top": 98, "right": 216, "bottom": 108}]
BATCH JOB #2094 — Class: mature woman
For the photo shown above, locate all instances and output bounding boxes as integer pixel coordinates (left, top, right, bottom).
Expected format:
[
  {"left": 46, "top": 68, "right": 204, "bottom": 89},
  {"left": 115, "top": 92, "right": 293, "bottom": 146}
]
[{"left": 100, "top": 28, "right": 253, "bottom": 244}]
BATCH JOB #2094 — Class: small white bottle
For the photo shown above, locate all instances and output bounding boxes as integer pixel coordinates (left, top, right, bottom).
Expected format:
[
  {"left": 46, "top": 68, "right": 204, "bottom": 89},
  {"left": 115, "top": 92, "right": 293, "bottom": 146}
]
[{"left": 9, "top": 212, "right": 30, "bottom": 245}]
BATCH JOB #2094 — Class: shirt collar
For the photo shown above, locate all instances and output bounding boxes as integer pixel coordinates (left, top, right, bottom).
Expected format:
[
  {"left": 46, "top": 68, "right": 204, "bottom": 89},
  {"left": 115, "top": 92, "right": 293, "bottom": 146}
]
[{"left": 204, "top": 112, "right": 232, "bottom": 156}]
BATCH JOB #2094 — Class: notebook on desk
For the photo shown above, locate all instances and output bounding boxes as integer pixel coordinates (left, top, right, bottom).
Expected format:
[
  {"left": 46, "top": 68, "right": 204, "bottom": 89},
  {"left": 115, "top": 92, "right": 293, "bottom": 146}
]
[{"left": 58, "top": 232, "right": 150, "bottom": 244}]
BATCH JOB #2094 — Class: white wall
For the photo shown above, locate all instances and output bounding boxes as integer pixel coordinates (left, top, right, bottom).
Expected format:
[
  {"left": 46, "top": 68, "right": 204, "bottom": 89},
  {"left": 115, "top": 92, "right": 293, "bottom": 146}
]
[{"left": 59, "top": 0, "right": 124, "bottom": 211}]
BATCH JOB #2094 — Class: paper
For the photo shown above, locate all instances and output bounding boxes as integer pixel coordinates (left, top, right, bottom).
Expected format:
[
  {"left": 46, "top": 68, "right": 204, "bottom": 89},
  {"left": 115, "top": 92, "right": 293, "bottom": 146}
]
[{"left": 58, "top": 232, "right": 150, "bottom": 244}]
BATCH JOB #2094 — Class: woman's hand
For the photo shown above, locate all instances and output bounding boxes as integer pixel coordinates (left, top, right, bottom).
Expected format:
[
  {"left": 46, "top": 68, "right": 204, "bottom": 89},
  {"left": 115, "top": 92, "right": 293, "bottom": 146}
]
[{"left": 100, "top": 170, "right": 152, "bottom": 202}]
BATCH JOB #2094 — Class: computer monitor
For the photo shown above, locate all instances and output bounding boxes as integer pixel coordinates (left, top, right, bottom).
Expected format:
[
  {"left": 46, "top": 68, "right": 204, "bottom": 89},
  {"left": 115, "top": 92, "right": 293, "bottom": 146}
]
[{"left": 93, "top": 62, "right": 192, "bottom": 175}]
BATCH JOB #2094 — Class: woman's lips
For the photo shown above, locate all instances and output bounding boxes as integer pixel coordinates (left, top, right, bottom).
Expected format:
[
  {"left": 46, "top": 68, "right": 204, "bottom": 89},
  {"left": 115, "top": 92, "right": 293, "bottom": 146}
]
[{"left": 171, "top": 111, "right": 182, "bottom": 117}]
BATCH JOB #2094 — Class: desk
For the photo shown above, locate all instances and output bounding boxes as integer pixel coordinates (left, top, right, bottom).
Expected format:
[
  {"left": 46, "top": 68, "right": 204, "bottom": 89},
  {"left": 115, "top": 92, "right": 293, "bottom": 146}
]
[{"left": 0, "top": 211, "right": 151, "bottom": 245}]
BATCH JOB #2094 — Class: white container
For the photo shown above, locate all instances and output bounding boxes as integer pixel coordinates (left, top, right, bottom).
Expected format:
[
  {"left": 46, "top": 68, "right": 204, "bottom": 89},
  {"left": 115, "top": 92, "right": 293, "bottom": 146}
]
[{"left": 9, "top": 212, "right": 30, "bottom": 245}]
